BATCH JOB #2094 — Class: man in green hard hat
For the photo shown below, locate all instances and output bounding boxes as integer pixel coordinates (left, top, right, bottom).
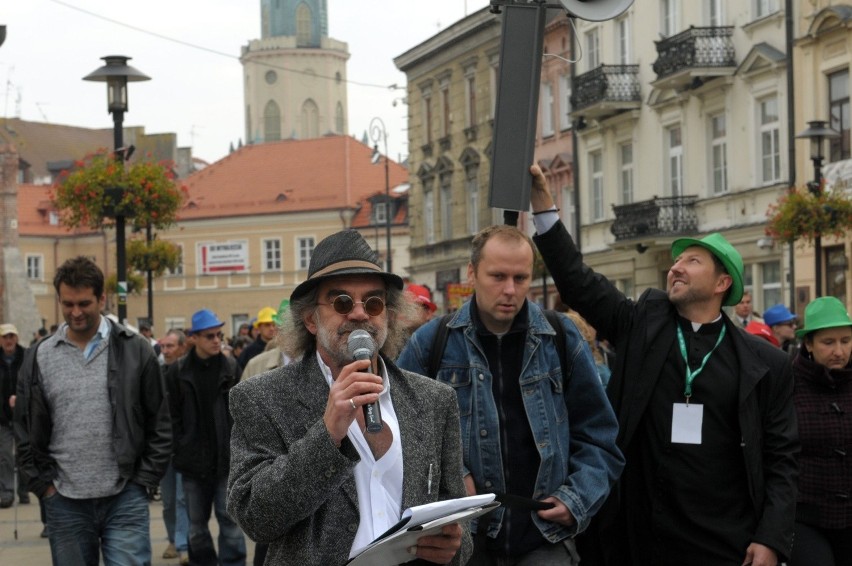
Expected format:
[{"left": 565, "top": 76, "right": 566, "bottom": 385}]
[{"left": 528, "top": 165, "right": 798, "bottom": 566}]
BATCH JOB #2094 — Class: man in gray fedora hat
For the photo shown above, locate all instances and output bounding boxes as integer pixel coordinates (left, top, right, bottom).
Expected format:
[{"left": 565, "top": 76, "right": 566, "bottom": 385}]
[{"left": 227, "top": 229, "right": 471, "bottom": 565}]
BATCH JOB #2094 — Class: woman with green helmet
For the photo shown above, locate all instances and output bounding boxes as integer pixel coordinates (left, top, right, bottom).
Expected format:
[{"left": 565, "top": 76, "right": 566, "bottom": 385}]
[{"left": 789, "top": 296, "right": 852, "bottom": 565}]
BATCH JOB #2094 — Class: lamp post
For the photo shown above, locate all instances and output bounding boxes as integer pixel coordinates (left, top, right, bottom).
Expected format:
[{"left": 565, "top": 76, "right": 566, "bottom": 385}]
[
  {"left": 369, "top": 117, "right": 392, "bottom": 273},
  {"left": 796, "top": 120, "right": 839, "bottom": 298},
  {"left": 84, "top": 55, "right": 150, "bottom": 324}
]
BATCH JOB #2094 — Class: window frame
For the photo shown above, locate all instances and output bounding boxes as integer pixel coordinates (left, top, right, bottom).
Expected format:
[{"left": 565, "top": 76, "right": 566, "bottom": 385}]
[
  {"left": 26, "top": 254, "right": 43, "bottom": 281},
  {"left": 559, "top": 74, "right": 572, "bottom": 131},
  {"left": 466, "top": 166, "right": 479, "bottom": 235},
  {"left": 541, "top": 81, "right": 555, "bottom": 137},
  {"left": 464, "top": 66, "right": 477, "bottom": 129},
  {"left": 710, "top": 113, "right": 728, "bottom": 195},
  {"left": 667, "top": 125, "right": 684, "bottom": 196},
  {"left": 297, "top": 237, "right": 315, "bottom": 271},
  {"left": 585, "top": 28, "right": 600, "bottom": 71},
  {"left": 262, "top": 238, "right": 282, "bottom": 272},
  {"left": 758, "top": 96, "right": 781, "bottom": 185},
  {"left": 829, "top": 69, "right": 850, "bottom": 162},
  {"left": 620, "top": 142, "right": 634, "bottom": 204},
  {"left": 591, "top": 151, "right": 604, "bottom": 221}
]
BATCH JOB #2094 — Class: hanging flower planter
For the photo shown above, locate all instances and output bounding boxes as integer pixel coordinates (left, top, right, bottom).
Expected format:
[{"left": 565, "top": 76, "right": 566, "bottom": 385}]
[
  {"left": 51, "top": 149, "right": 188, "bottom": 231},
  {"left": 127, "top": 237, "right": 181, "bottom": 277},
  {"left": 765, "top": 185, "right": 852, "bottom": 245}
]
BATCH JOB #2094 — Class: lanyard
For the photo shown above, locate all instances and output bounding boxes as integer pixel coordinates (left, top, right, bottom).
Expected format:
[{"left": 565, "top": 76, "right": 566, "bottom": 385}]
[{"left": 676, "top": 324, "right": 726, "bottom": 403}]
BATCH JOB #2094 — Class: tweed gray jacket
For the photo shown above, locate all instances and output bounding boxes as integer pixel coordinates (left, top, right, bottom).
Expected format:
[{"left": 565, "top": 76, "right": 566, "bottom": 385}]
[{"left": 227, "top": 352, "right": 473, "bottom": 566}]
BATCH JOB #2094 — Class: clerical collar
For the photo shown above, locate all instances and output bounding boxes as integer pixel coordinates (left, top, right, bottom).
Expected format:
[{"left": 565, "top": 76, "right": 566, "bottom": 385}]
[{"left": 677, "top": 313, "right": 724, "bottom": 334}]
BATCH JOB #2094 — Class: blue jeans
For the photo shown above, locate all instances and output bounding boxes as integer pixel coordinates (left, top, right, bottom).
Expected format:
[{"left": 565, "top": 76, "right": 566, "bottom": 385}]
[
  {"left": 44, "top": 481, "right": 151, "bottom": 566},
  {"left": 160, "top": 461, "right": 189, "bottom": 552},
  {"left": 183, "top": 475, "right": 246, "bottom": 566}
]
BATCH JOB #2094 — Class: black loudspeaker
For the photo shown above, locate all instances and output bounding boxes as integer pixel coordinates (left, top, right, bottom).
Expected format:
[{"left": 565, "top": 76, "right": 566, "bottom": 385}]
[{"left": 488, "top": 3, "right": 547, "bottom": 217}]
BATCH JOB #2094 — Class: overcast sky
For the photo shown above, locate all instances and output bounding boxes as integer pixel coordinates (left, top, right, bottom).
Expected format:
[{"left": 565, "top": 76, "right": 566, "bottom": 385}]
[{"left": 2, "top": 0, "right": 491, "bottom": 165}]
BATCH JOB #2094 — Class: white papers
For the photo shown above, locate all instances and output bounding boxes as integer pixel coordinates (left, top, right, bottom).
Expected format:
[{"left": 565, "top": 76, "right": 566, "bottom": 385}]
[{"left": 348, "top": 494, "right": 497, "bottom": 566}]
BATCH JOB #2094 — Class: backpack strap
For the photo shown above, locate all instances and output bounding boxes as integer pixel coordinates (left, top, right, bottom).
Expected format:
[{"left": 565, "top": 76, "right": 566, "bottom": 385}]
[
  {"left": 543, "top": 309, "right": 569, "bottom": 387},
  {"left": 426, "top": 314, "right": 453, "bottom": 379}
]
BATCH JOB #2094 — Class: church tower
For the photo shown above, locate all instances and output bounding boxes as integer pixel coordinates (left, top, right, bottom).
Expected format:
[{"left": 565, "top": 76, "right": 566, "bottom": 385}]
[{"left": 241, "top": 0, "right": 349, "bottom": 144}]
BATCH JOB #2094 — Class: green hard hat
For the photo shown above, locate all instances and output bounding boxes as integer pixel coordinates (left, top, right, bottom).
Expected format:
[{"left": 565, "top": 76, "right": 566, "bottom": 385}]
[
  {"left": 671, "top": 232, "right": 744, "bottom": 306},
  {"left": 796, "top": 296, "right": 852, "bottom": 338}
]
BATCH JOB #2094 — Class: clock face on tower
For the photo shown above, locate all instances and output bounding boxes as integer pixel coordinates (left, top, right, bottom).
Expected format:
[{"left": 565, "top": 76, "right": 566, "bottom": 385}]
[{"left": 265, "top": 70, "right": 278, "bottom": 85}]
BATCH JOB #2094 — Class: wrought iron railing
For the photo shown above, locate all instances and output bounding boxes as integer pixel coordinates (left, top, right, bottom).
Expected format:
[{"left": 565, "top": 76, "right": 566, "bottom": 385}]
[
  {"left": 610, "top": 195, "right": 698, "bottom": 241},
  {"left": 571, "top": 65, "right": 641, "bottom": 112},
  {"left": 652, "top": 26, "right": 735, "bottom": 79}
]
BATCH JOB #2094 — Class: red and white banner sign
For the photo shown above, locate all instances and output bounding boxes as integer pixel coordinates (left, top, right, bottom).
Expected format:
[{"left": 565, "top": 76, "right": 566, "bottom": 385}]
[{"left": 198, "top": 241, "right": 249, "bottom": 274}]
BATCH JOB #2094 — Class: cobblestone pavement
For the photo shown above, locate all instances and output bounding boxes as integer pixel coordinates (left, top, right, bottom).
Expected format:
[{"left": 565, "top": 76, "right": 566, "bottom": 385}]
[{"left": 0, "top": 496, "right": 255, "bottom": 565}]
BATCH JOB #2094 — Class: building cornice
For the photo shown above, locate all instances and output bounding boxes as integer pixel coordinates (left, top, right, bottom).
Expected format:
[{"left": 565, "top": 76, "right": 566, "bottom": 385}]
[{"left": 394, "top": 8, "right": 498, "bottom": 72}]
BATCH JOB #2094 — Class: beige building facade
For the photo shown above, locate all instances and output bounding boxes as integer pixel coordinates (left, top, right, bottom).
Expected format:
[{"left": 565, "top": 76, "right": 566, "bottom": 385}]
[
  {"left": 569, "top": 1, "right": 792, "bottom": 313},
  {"left": 394, "top": 8, "right": 503, "bottom": 311},
  {"left": 792, "top": 2, "right": 851, "bottom": 309},
  {"left": 530, "top": 14, "right": 576, "bottom": 307}
]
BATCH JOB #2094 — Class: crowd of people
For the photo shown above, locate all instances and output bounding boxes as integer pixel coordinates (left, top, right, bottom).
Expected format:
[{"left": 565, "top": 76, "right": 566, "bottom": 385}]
[{"left": 0, "top": 166, "right": 850, "bottom": 566}]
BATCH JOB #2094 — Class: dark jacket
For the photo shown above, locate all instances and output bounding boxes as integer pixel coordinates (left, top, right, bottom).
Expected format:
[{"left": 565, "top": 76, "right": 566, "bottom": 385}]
[
  {"left": 165, "top": 349, "right": 240, "bottom": 479},
  {"left": 237, "top": 335, "right": 268, "bottom": 369},
  {"left": 1, "top": 343, "right": 25, "bottom": 426},
  {"left": 533, "top": 220, "right": 799, "bottom": 562},
  {"left": 14, "top": 320, "right": 172, "bottom": 498},
  {"left": 791, "top": 346, "right": 852, "bottom": 529}
]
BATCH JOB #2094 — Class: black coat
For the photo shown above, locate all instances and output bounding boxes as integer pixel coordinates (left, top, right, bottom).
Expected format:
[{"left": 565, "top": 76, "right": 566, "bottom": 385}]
[
  {"left": 165, "top": 350, "right": 241, "bottom": 479},
  {"left": 1, "top": 343, "right": 25, "bottom": 426},
  {"left": 14, "top": 320, "right": 172, "bottom": 498},
  {"left": 533, "top": 220, "right": 799, "bottom": 562}
]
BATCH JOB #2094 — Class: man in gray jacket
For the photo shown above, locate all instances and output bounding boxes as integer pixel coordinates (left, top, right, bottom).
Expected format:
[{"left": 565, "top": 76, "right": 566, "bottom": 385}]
[
  {"left": 15, "top": 256, "right": 171, "bottom": 566},
  {"left": 227, "top": 229, "right": 471, "bottom": 566}
]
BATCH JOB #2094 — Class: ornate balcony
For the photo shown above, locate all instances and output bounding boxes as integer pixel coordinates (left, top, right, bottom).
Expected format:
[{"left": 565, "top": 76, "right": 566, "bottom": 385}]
[
  {"left": 611, "top": 196, "right": 698, "bottom": 241},
  {"left": 652, "top": 26, "right": 736, "bottom": 90},
  {"left": 571, "top": 65, "right": 641, "bottom": 120}
]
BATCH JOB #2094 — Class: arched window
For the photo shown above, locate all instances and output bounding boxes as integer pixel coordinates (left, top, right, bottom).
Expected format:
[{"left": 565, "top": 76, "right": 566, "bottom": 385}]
[
  {"left": 335, "top": 102, "right": 344, "bottom": 133},
  {"left": 264, "top": 100, "right": 281, "bottom": 142},
  {"left": 301, "top": 99, "right": 319, "bottom": 138},
  {"left": 296, "top": 3, "right": 312, "bottom": 46}
]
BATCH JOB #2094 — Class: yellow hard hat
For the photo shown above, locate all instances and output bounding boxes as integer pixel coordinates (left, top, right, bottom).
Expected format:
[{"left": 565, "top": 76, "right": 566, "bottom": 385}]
[{"left": 254, "top": 306, "right": 277, "bottom": 327}]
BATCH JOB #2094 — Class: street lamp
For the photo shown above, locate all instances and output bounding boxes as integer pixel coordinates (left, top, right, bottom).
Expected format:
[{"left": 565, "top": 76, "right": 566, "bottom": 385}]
[
  {"left": 796, "top": 119, "right": 839, "bottom": 298},
  {"left": 369, "top": 117, "right": 392, "bottom": 273},
  {"left": 84, "top": 55, "right": 150, "bottom": 324}
]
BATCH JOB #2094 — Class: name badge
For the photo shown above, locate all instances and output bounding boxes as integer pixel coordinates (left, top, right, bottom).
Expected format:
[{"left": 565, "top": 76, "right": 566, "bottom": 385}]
[{"left": 671, "top": 403, "right": 703, "bottom": 444}]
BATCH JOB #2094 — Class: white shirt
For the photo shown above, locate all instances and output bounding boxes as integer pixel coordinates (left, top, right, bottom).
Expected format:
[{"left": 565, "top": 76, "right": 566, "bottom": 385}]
[{"left": 317, "top": 353, "right": 404, "bottom": 557}]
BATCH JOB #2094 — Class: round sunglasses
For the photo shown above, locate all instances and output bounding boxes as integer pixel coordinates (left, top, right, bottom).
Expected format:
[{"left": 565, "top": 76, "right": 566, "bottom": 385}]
[{"left": 319, "top": 295, "right": 385, "bottom": 317}]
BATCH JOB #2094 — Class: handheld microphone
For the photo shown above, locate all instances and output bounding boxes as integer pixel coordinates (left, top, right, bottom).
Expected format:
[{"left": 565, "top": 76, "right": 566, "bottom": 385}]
[{"left": 347, "top": 329, "right": 383, "bottom": 433}]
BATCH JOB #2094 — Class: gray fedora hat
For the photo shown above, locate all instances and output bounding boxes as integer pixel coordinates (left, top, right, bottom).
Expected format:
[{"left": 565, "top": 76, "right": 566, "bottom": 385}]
[{"left": 290, "top": 230, "right": 403, "bottom": 301}]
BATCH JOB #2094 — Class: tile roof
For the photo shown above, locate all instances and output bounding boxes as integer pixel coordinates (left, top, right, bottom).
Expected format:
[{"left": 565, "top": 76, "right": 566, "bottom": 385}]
[
  {"left": 178, "top": 135, "right": 410, "bottom": 221},
  {"left": 0, "top": 118, "right": 112, "bottom": 184},
  {"left": 16, "top": 184, "right": 99, "bottom": 237}
]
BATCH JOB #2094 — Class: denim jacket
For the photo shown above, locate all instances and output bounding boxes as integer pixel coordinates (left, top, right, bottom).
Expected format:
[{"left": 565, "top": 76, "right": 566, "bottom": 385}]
[{"left": 397, "top": 300, "right": 624, "bottom": 542}]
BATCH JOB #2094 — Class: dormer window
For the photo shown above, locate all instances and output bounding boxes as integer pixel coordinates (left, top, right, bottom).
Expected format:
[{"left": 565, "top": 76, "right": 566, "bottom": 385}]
[{"left": 374, "top": 202, "right": 388, "bottom": 225}]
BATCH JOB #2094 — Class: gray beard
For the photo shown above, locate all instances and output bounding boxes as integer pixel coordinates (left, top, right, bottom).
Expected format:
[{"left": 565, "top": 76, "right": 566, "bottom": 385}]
[{"left": 314, "top": 314, "right": 388, "bottom": 369}]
